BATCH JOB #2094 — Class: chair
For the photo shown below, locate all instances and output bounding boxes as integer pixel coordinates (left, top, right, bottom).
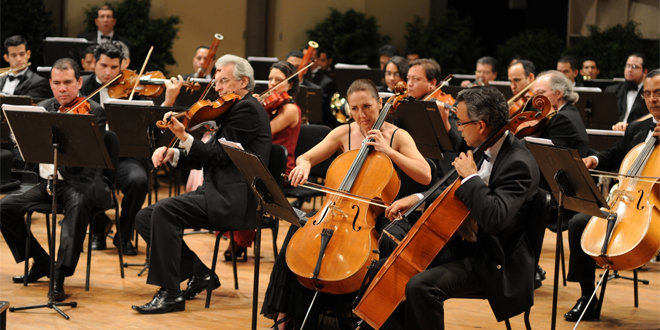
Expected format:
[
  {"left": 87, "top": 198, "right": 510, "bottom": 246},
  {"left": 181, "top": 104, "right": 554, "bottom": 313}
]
[
  {"left": 282, "top": 124, "right": 333, "bottom": 211},
  {"left": 462, "top": 188, "right": 552, "bottom": 330},
  {"left": 23, "top": 130, "right": 124, "bottom": 291},
  {"left": 205, "top": 143, "right": 288, "bottom": 308}
]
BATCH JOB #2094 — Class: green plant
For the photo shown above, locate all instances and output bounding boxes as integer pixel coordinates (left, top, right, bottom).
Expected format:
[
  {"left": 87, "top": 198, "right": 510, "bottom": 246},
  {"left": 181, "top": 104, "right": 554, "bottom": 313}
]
[
  {"left": 566, "top": 22, "right": 659, "bottom": 79},
  {"left": 405, "top": 10, "right": 480, "bottom": 75},
  {"left": 83, "top": 0, "right": 180, "bottom": 75},
  {"left": 1, "top": 0, "right": 55, "bottom": 67},
  {"left": 496, "top": 29, "right": 565, "bottom": 75},
  {"left": 307, "top": 8, "right": 390, "bottom": 68}
]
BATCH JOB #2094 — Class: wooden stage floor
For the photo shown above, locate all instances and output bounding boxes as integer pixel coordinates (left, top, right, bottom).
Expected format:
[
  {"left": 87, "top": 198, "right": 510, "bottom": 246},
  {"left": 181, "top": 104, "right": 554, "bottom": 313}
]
[{"left": 1, "top": 187, "right": 659, "bottom": 329}]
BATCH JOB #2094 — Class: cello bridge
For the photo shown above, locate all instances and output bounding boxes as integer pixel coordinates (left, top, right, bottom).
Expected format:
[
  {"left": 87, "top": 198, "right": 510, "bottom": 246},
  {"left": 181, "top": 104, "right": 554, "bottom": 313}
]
[
  {"left": 611, "top": 190, "right": 635, "bottom": 203},
  {"left": 329, "top": 205, "right": 348, "bottom": 218}
]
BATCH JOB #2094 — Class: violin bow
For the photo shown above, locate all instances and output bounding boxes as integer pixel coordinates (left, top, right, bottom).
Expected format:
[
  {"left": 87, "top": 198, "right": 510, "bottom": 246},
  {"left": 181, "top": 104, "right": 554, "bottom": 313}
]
[
  {"left": 507, "top": 80, "right": 535, "bottom": 107},
  {"left": 422, "top": 74, "right": 454, "bottom": 102},
  {"left": 257, "top": 61, "right": 315, "bottom": 102},
  {"left": 65, "top": 73, "right": 123, "bottom": 113},
  {"left": 129, "top": 46, "right": 154, "bottom": 101}
]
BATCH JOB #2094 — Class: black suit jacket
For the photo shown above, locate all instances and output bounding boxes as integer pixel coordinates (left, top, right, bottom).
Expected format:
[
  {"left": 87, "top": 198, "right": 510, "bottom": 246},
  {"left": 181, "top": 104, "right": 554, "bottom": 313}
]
[
  {"left": 538, "top": 103, "right": 590, "bottom": 157},
  {"left": 454, "top": 133, "right": 540, "bottom": 321},
  {"left": 81, "top": 74, "right": 102, "bottom": 104},
  {"left": 595, "top": 117, "right": 655, "bottom": 171},
  {"left": 0, "top": 69, "right": 52, "bottom": 99},
  {"left": 175, "top": 93, "right": 272, "bottom": 230},
  {"left": 77, "top": 31, "right": 133, "bottom": 49},
  {"left": 32, "top": 98, "right": 111, "bottom": 209},
  {"left": 603, "top": 82, "right": 649, "bottom": 123}
]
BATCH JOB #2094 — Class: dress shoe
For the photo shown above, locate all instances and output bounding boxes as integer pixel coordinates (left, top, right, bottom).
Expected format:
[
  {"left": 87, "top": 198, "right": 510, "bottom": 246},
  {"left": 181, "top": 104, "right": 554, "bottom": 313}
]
[
  {"left": 114, "top": 237, "right": 138, "bottom": 256},
  {"left": 183, "top": 273, "right": 221, "bottom": 300},
  {"left": 12, "top": 258, "right": 50, "bottom": 283},
  {"left": 564, "top": 296, "right": 598, "bottom": 321},
  {"left": 91, "top": 234, "right": 107, "bottom": 250},
  {"left": 132, "top": 288, "right": 185, "bottom": 314},
  {"left": 48, "top": 276, "right": 66, "bottom": 302},
  {"left": 534, "top": 265, "right": 546, "bottom": 289}
]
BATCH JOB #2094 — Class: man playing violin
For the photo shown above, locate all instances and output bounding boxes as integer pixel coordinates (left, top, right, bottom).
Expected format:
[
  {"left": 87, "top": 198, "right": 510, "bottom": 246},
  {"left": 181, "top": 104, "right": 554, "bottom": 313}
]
[
  {"left": 79, "top": 41, "right": 146, "bottom": 256},
  {"left": 0, "top": 58, "right": 109, "bottom": 302},
  {"left": 379, "top": 86, "right": 540, "bottom": 330},
  {"left": 0, "top": 35, "right": 52, "bottom": 99},
  {"left": 508, "top": 60, "right": 535, "bottom": 97},
  {"left": 131, "top": 54, "right": 272, "bottom": 314},
  {"left": 563, "top": 68, "right": 660, "bottom": 322}
]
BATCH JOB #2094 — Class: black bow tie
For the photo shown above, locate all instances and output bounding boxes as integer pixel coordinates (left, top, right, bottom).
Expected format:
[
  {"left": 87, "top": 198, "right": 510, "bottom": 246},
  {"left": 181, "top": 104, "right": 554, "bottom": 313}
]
[
  {"left": 100, "top": 35, "right": 111, "bottom": 40},
  {"left": 625, "top": 80, "right": 639, "bottom": 92},
  {"left": 483, "top": 153, "right": 491, "bottom": 162},
  {"left": 7, "top": 75, "right": 26, "bottom": 82}
]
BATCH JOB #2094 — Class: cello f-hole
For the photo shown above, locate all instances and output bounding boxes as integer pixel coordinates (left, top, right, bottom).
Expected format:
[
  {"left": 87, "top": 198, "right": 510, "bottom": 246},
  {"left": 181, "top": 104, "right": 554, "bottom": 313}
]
[
  {"left": 351, "top": 204, "right": 362, "bottom": 231},
  {"left": 637, "top": 189, "right": 645, "bottom": 210},
  {"left": 313, "top": 203, "right": 332, "bottom": 225}
]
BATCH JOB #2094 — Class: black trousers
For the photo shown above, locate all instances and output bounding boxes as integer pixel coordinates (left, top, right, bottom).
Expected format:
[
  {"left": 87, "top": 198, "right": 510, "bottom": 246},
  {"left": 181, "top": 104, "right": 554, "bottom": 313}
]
[
  {"left": 0, "top": 181, "right": 93, "bottom": 276},
  {"left": 115, "top": 157, "right": 148, "bottom": 241},
  {"left": 567, "top": 213, "right": 596, "bottom": 283},
  {"left": 135, "top": 190, "right": 214, "bottom": 290}
]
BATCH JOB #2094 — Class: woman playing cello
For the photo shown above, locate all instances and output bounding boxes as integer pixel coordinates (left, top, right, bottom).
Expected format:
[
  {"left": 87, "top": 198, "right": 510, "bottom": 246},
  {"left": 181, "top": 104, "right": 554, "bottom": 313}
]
[
  {"left": 262, "top": 79, "right": 431, "bottom": 329},
  {"left": 225, "top": 61, "right": 303, "bottom": 261}
]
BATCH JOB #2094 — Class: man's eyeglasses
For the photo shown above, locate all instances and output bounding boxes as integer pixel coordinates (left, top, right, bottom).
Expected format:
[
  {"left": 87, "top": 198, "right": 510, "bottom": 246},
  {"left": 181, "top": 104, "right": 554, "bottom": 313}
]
[
  {"left": 641, "top": 90, "right": 660, "bottom": 100},
  {"left": 625, "top": 64, "right": 642, "bottom": 70},
  {"left": 216, "top": 77, "right": 237, "bottom": 85},
  {"left": 407, "top": 76, "right": 427, "bottom": 84},
  {"left": 456, "top": 119, "right": 478, "bottom": 127}
]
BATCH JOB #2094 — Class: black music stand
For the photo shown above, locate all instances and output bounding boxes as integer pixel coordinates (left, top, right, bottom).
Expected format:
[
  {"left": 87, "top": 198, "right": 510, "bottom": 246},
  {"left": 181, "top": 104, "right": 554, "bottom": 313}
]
[
  {"left": 388, "top": 99, "right": 454, "bottom": 160},
  {"left": 574, "top": 92, "right": 619, "bottom": 129},
  {"left": 1, "top": 96, "right": 33, "bottom": 146},
  {"left": 4, "top": 109, "right": 112, "bottom": 319},
  {"left": 221, "top": 143, "right": 302, "bottom": 330},
  {"left": 105, "top": 103, "right": 189, "bottom": 274},
  {"left": 526, "top": 142, "right": 610, "bottom": 330},
  {"left": 42, "top": 38, "right": 95, "bottom": 66},
  {"left": 334, "top": 68, "right": 383, "bottom": 99}
]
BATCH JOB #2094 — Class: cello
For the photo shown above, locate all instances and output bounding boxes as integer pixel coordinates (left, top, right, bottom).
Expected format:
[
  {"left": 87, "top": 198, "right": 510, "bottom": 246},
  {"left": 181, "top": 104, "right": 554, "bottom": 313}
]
[
  {"left": 353, "top": 94, "right": 553, "bottom": 329},
  {"left": 285, "top": 82, "right": 409, "bottom": 295},
  {"left": 581, "top": 130, "right": 660, "bottom": 271}
]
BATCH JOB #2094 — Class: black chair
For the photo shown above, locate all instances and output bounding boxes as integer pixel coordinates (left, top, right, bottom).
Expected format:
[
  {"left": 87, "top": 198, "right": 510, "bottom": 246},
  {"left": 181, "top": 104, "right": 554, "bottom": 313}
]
[
  {"left": 397, "top": 158, "right": 438, "bottom": 198},
  {"left": 462, "top": 188, "right": 552, "bottom": 330},
  {"left": 282, "top": 124, "right": 333, "bottom": 211},
  {"left": 205, "top": 143, "right": 288, "bottom": 308},
  {"left": 23, "top": 130, "right": 124, "bottom": 291}
]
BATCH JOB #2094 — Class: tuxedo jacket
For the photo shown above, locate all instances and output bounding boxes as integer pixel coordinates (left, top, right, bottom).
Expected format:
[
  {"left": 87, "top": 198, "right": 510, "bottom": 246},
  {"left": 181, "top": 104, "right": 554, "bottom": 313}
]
[
  {"left": 77, "top": 31, "right": 133, "bottom": 49},
  {"left": 31, "top": 98, "right": 111, "bottom": 209},
  {"left": 603, "top": 82, "right": 649, "bottom": 123},
  {"left": 175, "top": 93, "right": 272, "bottom": 230},
  {"left": 81, "top": 74, "right": 103, "bottom": 104},
  {"left": 538, "top": 103, "right": 590, "bottom": 158},
  {"left": 0, "top": 69, "right": 52, "bottom": 99},
  {"left": 454, "top": 133, "right": 540, "bottom": 321},
  {"left": 595, "top": 117, "right": 655, "bottom": 171}
]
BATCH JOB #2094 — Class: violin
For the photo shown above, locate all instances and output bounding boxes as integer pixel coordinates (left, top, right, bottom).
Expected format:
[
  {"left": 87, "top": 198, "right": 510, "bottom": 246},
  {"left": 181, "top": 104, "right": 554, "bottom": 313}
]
[
  {"left": 59, "top": 96, "right": 92, "bottom": 114},
  {"left": 285, "top": 82, "right": 408, "bottom": 295},
  {"left": 423, "top": 74, "right": 456, "bottom": 111},
  {"left": 261, "top": 92, "right": 291, "bottom": 118},
  {"left": 507, "top": 81, "right": 535, "bottom": 117},
  {"left": 156, "top": 92, "right": 241, "bottom": 131},
  {"left": 354, "top": 94, "right": 554, "bottom": 328},
  {"left": 581, "top": 130, "right": 660, "bottom": 271},
  {"left": 257, "top": 40, "right": 318, "bottom": 104},
  {"left": 108, "top": 69, "right": 167, "bottom": 99}
]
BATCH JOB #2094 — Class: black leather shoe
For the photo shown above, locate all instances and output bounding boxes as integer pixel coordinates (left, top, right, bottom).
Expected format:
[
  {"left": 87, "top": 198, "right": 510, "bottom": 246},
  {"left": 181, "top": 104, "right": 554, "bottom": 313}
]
[
  {"left": 183, "top": 273, "right": 220, "bottom": 300},
  {"left": 132, "top": 288, "right": 185, "bottom": 314},
  {"left": 91, "top": 234, "right": 107, "bottom": 250},
  {"left": 534, "top": 265, "right": 546, "bottom": 289},
  {"left": 12, "top": 259, "right": 50, "bottom": 283},
  {"left": 564, "top": 296, "right": 598, "bottom": 321},
  {"left": 48, "top": 276, "right": 66, "bottom": 302},
  {"left": 114, "top": 237, "right": 138, "bottom": 256}
]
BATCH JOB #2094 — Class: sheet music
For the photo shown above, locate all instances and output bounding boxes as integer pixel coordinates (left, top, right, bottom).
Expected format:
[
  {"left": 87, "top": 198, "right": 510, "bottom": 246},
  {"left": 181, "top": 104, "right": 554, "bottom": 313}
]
[
  {"left": 106, "top": 99, "right": 154, "bottom": 106},
  {"left": 219, "top": 139, "right": 244, "bottom": 150},
  {"left": 586, "top": 129, "right": 625, "bottom": 136},
  {"left": 334, "top": 63, "right": 370, "bottom": 69},
  {"left": 44, "top": 37, "right": 90, "bottom": 43},
  {"left": 1, "top": 104, "right": 47, "bottom": 112},
  {"left": 524, "top": 136, "right": 554, "bottom": 145}
]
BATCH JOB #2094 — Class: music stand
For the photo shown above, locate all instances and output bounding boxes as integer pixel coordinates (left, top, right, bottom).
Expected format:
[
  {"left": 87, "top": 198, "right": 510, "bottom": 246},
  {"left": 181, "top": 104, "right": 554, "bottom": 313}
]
[
  {"left": 526, "top": 142, "right": 610, "bottom": 330},
  {"left": 573, "top": 92, "right": 619, "bottom": 129},
  {"left": 3, "top": 110, "right": 112, "bottom": 319},
  {"left": 221, "top": 143, "right": 301, "bottom": 330},
  {"left": 388, "top": 99, "right": 454, "bottom": 160},
  {"left": 42, "top": 37, "right": 95, "bottom": 66},
  {"left": 1, "top": 96, "right": 33, "bottom": 146},
  {"left": 334, "top": 68, "right": 384, "bottom": 99}
]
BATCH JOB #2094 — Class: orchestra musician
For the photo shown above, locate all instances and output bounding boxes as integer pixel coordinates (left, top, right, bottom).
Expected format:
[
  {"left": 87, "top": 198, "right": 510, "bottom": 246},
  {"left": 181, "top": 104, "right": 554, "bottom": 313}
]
[
  {"left": 379, "top": 86, "right": 540, "bottom": 329},
  {"left": 379, "top": 56, "right": 408, "bottom": 93},
  {"left": 77, "top": 5, "right": 132, "bottom": 50},
  {"left": 605, "top": 53, "right": 650, "bottom": 131},
  {"left": 183, "top": 45, "right": 215, "bottom": 80},
  {"left": 80, "top": 42, "right": 124, "bottom": 106},
  {"left": 0, "top": 35, "right": 52, "bottom": 99},
  {"left": 508, "top": 59, "right": 535, "bottom": 96},
  {"left": 557, "top": 56, "right": 583, "bottom": 87},
  {"left": 460, "top": 56, "right": 498, "bottom": 87},
  {"left": 563, "top": 68, "right": 660, "bottom": 321},
  {"left": 225, "top": 61, "right": 302, "bottom": 262},
  {"left": 80, "top": 45, "right": 97, "bottom": 72},
  {"left": 131, "top": 54, "right": 272, "bottom": 314},
  {"left": 580, "top": 58, "right": 600, "bottom": 80},
  {"left": 379, "top": 45, "right": 400, "bottom": 70},
  {"left": 261, "top": 79, "right": 431, "bottom": 329},
  {"left": 303, "top": 47, "right": 337, "bottom": 128},
  {"left": 0, "top": 58, "right": 109, "bottom": 302}
]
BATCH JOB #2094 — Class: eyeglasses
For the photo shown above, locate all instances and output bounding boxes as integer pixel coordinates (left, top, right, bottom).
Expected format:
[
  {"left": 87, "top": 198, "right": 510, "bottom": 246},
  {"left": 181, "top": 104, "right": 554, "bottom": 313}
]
[
  {"left": 641, "top": 90, "right": 660, "bottom": 100},
  {"left": 625, "top": 64, "right": 642, "bottom": 70},
  {"left": 216, "top": 77, "right": 238, "bottom": 85},
  {"left": 456, "top": 119, "right": 479, "bottom": 127},
  {"left": 385, "top": 71, "right": 400, "bottom": 77}
]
